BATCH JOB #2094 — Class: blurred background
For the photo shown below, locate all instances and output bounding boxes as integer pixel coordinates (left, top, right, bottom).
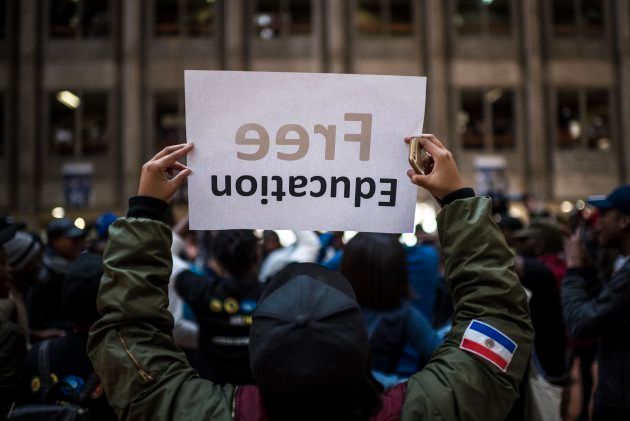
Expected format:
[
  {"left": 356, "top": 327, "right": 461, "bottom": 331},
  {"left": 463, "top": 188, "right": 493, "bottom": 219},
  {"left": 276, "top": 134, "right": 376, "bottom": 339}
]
[{"left": 0, "top": 0, "right": 628, "bottom": 230}]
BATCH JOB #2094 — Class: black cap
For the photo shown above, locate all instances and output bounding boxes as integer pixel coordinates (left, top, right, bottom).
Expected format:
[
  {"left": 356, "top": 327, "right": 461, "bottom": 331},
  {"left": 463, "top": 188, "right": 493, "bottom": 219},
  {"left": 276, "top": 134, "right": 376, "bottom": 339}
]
[
  {"left": 588, "top": 185, "right": 630, "bottom": 214},
  {"left": 47, "top": 219, "right": 85, "bottom": 241},
  {"left": 249, "top": 263, "right": 369, "bottom": 401},
  {"left": 62, "top": 253, "right": 103, "bottom": 326}
]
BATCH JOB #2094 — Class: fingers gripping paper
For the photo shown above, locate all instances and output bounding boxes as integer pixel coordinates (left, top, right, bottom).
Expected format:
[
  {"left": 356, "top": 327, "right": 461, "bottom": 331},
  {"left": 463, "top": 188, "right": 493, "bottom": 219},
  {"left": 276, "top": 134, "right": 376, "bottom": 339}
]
[{"left": 185, "top": 71, "right": 426, "bottom": 233}]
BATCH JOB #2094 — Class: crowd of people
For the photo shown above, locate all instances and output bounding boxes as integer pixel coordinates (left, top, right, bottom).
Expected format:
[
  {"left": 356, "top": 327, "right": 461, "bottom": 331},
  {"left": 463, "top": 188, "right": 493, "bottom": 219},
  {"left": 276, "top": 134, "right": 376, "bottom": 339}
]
[{"left": 0, "top": 136, "right": 628, "bottom": 420}]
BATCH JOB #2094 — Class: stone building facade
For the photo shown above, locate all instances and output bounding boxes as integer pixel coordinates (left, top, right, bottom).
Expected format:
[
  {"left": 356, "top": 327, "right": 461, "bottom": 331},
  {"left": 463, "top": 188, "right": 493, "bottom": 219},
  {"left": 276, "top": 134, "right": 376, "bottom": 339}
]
[{"left": 1, "top": 0, "right": 628, "bottom": 223}]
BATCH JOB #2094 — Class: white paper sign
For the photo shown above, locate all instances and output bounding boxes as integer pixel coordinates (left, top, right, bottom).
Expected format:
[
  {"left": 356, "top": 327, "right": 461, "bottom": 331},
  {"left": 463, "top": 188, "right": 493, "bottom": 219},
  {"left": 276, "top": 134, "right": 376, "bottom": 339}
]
[{"left": 185, "top": 71, "right": 426, "bottom": 233}]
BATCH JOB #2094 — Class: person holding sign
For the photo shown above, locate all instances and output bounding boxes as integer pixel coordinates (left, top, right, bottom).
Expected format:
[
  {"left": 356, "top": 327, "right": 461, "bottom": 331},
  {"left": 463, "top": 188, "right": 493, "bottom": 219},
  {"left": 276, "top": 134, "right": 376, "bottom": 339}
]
[{"left": 87, "top": 136, "right": 533, "bottom": 420}]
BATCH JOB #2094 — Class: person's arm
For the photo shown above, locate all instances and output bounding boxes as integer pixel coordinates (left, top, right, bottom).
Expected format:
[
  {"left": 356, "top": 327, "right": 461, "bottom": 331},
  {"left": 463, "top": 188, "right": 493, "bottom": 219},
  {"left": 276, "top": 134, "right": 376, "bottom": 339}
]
[
  {"left": 562, "top": 265, "right": 629, "bottom": 338},
  {"left": 401, "top": 135, "right": 533, "bottom": 420},
  {"left": 87, "top": 144, "right": 233, "bottom": 421}
]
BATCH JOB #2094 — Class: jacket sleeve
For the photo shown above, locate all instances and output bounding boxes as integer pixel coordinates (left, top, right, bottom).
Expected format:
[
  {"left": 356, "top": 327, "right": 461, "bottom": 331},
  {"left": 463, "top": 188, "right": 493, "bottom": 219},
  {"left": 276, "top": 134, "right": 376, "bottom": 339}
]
[
  {"left": 87, "top": 218, "right": 234, "bottom": 421},
  {"left": 562, "top": 266, "right": 630, "bottom": 338},
  {"left": 402, "top": 197, "right": 534, "bottom": 421}
]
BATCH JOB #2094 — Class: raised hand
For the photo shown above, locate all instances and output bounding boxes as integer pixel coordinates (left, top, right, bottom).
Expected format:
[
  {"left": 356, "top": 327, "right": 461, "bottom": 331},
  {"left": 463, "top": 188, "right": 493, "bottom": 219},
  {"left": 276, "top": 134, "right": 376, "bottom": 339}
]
[
  {"left": 405, "top": 134, "right": 464, "bottom": 200},
  {"left": 139, "top": 143, "right": 194, "bottom": 203}
]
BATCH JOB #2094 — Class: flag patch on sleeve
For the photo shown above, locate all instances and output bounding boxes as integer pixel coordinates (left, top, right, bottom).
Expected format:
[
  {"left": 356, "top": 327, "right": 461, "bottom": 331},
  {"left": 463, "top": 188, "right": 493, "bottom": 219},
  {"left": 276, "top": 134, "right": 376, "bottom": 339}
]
[{"left": 459, "top": 320, "right": 517, "bottom": 372}]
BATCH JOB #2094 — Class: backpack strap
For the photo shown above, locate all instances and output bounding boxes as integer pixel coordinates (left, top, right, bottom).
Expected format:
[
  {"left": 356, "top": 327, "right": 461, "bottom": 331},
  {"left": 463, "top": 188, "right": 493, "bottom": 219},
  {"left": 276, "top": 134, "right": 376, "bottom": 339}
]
[{"left": 36, "top": 340, "right": 52, "bottom": 402}]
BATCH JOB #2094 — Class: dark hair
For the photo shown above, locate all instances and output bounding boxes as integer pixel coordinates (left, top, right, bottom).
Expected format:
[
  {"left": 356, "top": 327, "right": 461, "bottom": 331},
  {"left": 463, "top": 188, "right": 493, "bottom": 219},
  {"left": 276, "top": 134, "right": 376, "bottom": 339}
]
[
  {"left": 340, "top": 233, "right": 408, "bottom": 310},
  {"left": 210, "top": 230, "right": 259, "bottom": 279}
]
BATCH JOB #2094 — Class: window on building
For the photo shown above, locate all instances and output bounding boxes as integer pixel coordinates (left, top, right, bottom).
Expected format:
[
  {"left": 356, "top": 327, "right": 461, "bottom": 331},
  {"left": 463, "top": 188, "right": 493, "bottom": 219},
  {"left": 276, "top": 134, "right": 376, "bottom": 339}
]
[
  {"left": 458, "top": 88, "right": 516, "bottom": 151},
  {"left": 556, "top": 89, "right": 612, "bottom": 151},
  {"left": 552, "top": 0, "right": 604, "bottom": 38},
  {"left": 254, "top": 0, "right": 311, "bottom": 40},
  {"left": 154, "top": 0, "right": 215, "bottom": 37},
  {"left": 49, "top": 91, "right": 109, "bottom": 156},
  {"left": 357, "top": 0, "right": 413, "bottom": 36},
  {"left": 155, "top": 93, "right": 185, "bottom": 152},
  {"left": 454, "top": 0, "right": 511, "bottom": 36},
  {"left": 0, "top": 0, "right": 7, "bottom": 39},
  {"left": 585, "top": 90, "right": 611, "bottom": 150},
  {"left": 49, "top": 0, "right": 111, "bottom": 39}
]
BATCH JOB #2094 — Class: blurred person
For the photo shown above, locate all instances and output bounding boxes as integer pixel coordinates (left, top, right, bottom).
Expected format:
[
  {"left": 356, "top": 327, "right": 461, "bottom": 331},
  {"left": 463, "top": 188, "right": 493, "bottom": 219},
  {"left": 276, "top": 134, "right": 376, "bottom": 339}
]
[
  {"left": 340, "top": 233, "right": 441, "bottom": 388},
  {"left": 87, "top": 138, "right": 533, "bottom": 420},
  {"left": 174, "top": 230, "right": 264, "bottom": 385},
  {"left": 0, "top": 243, "right": 27, "bottom": 418},
  {"left": 405, "top": 224, "right": 441, "bottom": 319},
  {"left": 258, "top": 230, "right": 320, "bottom": 282},
  {"left": 261, "top": 230, "right": 282, "bottom": 260},
  {"left": 29, "top": 219, "right": 86, "bottom": 332},
  {"left": 497, "top": 215, "right": 524, "bottom": 249},
  {"left": 515, "top": 222, "right": 566, "bottom": 291},
  {"left": 14, "top": 253, "right": 116, "bottom": 421},
  {"left": 318, "top": 231, "right": 344, "bottom": 264},
  {"left": 87, "top": 212, "right": 117, "bottom": 255},
  {"left": 0, "top": 218, "right": 42, "bottom": 340},
  {"left": 563, "top": 185, "right": 630, "bottom": 420}
]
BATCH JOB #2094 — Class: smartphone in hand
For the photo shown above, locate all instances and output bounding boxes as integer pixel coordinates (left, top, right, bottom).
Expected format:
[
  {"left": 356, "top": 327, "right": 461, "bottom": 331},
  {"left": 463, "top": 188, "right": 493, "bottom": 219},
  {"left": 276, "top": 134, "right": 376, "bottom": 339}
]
[{"left": 408, "top": 137, "right": 434, "bottom": 175}]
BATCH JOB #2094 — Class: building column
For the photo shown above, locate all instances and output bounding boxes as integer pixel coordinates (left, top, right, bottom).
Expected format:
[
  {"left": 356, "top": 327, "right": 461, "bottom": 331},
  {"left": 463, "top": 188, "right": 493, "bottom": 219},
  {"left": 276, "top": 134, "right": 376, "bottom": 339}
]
[
  {"left": 424, "top": 0, "right": 449, "bottom": 139},
  {"left": 614, "top": 0, "right": 630, "bottom": 184},
  {"left": 326, "top": 0, "right": 346, "bottom": 73},
  {"left": 16, "top": 0, "right": 40, "bottom": 222},
  {"left": 120, "top": 1, "right": 143, "bottom": 203},
  {"left": 521, "top": 0, "right": 550, "bottom": 199},
  {"left": 225, "top": 0, "right": 246, "bottom": 70}
]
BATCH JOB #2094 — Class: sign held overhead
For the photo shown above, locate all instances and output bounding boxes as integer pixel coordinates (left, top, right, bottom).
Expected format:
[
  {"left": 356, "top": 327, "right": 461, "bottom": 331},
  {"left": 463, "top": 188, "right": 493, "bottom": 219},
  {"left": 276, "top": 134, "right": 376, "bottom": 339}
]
[{"left": 185, "top": 70, "right": 426, "bottom": 233}]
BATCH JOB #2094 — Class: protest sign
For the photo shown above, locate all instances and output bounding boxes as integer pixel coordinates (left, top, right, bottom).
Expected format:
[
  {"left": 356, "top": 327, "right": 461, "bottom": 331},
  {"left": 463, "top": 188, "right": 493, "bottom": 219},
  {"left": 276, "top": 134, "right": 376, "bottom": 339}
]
[{"left": 185, "top": 70, "right": 426, "bottom": 233}]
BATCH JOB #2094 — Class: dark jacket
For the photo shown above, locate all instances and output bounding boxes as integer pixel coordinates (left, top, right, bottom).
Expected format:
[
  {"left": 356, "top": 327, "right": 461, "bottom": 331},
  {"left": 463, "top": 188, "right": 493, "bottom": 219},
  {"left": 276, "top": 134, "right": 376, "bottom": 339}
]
[
  {"left": 87, "top": 196, "right": 533, "bottom": 420},
  {"left": 175, "top": 270, "right": 264, "bottom": 385},
  {"left": 562, "top": 259, "right": 630, "bottom": 419},
  {"left": 0, "top": 319, "right": 26, "bottom": 417}
]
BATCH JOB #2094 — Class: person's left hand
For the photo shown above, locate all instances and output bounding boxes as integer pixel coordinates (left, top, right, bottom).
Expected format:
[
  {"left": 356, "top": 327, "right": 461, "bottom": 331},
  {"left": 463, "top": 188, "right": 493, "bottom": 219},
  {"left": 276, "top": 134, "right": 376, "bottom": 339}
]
[
  {"left": 139, "top": 143, "right": 194, "bottom": 203},
  {"left": 565, "top": 232, "right": 587, "bottom": 269}
]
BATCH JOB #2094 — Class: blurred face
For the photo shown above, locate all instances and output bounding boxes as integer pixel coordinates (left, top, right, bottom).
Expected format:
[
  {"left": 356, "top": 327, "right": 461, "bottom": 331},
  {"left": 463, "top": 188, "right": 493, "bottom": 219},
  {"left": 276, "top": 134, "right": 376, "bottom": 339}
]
[
  {"left": 52, "top": 236, "right": 85, "bottom": 260},
  {"left": 0, "top": 248, "right": 12, "bottom": 298},
  {"left": 596, "top": 209, "right": 630, "bottom": 248}
]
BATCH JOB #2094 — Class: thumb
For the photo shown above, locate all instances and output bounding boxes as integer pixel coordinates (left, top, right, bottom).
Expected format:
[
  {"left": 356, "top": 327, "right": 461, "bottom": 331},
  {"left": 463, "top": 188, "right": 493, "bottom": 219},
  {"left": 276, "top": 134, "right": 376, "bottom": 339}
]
[
  {"left": 170, "top": 168, "right": 192, "bottom": 189},
  {"left": 407, "top": 169, "right": 429, "bottom": 188}
]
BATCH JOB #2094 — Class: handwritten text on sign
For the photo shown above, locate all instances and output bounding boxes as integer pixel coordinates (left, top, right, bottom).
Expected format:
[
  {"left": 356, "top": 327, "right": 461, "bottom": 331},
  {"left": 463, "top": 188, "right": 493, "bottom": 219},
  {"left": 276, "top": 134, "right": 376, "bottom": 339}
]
[{"left": 185, "top": 71, "right": 426, "bottom": 233}]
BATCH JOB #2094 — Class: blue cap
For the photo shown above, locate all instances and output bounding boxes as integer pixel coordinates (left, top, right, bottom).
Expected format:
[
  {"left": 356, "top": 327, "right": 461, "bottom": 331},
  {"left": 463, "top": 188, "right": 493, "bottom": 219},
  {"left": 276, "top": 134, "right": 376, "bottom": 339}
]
[
  {"left": 95, "top": 212, "right": 117, "bottom": 238},
  {"left": 47, "top": 219, "right": 85, "bottom": 240},
  {"left": 588, "top": 185, "right": 630, "bottom": 214}
]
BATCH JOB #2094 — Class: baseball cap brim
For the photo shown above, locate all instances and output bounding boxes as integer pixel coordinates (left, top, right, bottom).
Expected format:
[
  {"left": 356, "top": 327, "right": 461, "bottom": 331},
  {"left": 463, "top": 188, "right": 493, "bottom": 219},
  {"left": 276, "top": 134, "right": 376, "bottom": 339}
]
[
  {"left": 587, "top": 195, "right": 613, "bottom": 210},
  {"left": 64, "top": 226, "right": 86, "bottom": 238}
]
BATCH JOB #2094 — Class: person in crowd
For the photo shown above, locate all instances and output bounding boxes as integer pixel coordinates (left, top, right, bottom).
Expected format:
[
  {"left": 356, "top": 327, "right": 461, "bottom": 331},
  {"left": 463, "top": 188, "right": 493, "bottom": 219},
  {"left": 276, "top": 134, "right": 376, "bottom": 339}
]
[
  {"left": 0, "top": 217, "right": 42, "bottom": 341},
  {"left": 29, "top": 219, "right": 86, "bottom": 332},
  {"left": 511, "top": 236, "right": 568, "bottom": 419},
  {"left": 88, "top": 212, "right": 117, "bottom": 255},
  {"left": 515, "top": 221, "right": 566, "bottom": 291},
  {"left": 15, "top": 253, "right": 117, "bottom": 421},
  {"left": 87, "top": 137, "right": 532, "bottom": 420},
  {"left": 261, "top": 230, "right": 282, "bottom": 260},
  {"left": 563, "top": 185, "right": 630, "bottom": 420},
  {"left": 318, "top": 231, "right": 344, "bottom": 267},
  {"left": 497, "top": 215, "right": 524, "bottom": 250},
  {"left": 174, "top": 229, "right": 265, "bottom": 385},
  {"left": 340, "top": 232, "right": 441, "bottom": 388},
  {"left": 405, "top": 224, "right": 441, "bottom": 319},
  {"left": 258, "top": 230, "right": 320, "bottom": 282},
  {"left": 0, "top": 242, "right": 27, "bottom": 419}
]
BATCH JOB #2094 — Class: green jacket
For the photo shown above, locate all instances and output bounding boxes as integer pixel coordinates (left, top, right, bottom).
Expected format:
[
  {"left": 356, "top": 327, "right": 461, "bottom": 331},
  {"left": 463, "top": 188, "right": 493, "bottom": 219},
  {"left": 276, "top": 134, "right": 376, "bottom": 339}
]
[{"left": 88, "top": 197, "right": 533, "bottom": 420}]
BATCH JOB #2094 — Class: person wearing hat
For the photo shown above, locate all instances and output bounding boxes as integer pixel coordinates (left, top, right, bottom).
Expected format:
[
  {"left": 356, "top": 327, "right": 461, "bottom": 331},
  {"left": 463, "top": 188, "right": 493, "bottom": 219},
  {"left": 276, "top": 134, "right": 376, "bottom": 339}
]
[
  {"left": 15, "top": 253, "right": 117, "bottom": 420},
  {"left": 87, "top": 139, "right": 533, "bottom": 420},
  {"left": 563, "top": 185, "right": 630, "bottom": 420},
  {"left": 0, "top": 216, "right": 44, "bottom": 341},
  {"left": 0, "top": 240, "right": 27, "bottom": 418},
  {"left": 29, "top": 219, "right": 86, "bottom": 332}
]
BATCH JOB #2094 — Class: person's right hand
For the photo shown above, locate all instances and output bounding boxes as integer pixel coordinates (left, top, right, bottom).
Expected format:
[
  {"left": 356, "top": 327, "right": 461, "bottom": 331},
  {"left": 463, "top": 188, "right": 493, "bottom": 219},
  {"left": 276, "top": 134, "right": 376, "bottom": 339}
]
[
  {"left": 139, "top": 143, "right": 194, "bottom": 203},
  {"left": 405, "top": 134, "right": 465, "bottom": 200}
]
